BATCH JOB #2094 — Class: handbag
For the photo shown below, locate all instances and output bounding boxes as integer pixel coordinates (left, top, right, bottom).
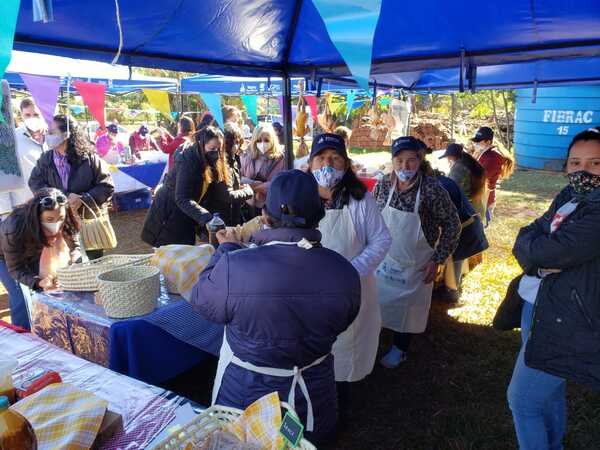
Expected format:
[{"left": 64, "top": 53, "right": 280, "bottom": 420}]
[
  {"left": 79, "top": 198, "right": 117, "bottom": 251},
  {"left": 492, "top": 274, "right": 524, "bottom": 331}
]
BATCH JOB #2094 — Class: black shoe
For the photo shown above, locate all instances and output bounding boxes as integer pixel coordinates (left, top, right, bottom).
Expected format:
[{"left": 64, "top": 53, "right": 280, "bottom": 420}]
[{"left": 436, "top": 286, "right": 462, "bottom": 304}]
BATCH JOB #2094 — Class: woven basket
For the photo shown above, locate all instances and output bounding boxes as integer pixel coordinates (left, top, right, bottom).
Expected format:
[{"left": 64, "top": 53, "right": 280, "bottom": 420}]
[
  {"left": 154, "top": 402, "right": 316, "bottom": 450},
  {"left": 97, "top": 266, "right": 160, "bottom": 319},
  {"left": 57, "top": 254, "right": 153, "bottom": 292}
]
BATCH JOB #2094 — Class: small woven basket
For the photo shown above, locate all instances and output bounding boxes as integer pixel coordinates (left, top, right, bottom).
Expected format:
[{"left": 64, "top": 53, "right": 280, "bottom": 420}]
[
  {"left": 154, "top": 403, "right": 316, "bottom": 450},
  {"left": 57, "top": 254, "right": 153, "bottom": 292},
  {"left": 97, "top": 266, "right": 160, "bottom": 319}
]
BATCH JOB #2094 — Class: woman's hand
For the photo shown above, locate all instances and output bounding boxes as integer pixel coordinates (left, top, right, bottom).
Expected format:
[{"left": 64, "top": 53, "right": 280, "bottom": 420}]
[
  {"left": 318, "top": 185, "right": 332, "bottom": 201},
  {"left": 68, "top": 193, "right": 82, "bottom": 211},
  {"left": 216, "top": 228, "right": 241, "bottom": 245},
  {"left": 421, "top": 260, "right": 440, "bottom": 284},
  {"left": 39, "top": 275, "right": 60, "bottom": 291}
]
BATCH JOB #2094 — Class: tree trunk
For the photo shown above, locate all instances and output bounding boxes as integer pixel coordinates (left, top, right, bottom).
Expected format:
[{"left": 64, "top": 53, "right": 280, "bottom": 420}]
[
  {"left": 489, "top": 91, "right": 507, "bottom": 149},
  {"left": 501, "top": 91, "right": 512, "bottom": 151}
]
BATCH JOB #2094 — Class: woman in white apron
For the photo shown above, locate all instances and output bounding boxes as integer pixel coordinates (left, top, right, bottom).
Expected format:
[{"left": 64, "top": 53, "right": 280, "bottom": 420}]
[
  {"left": 309, "top": 133, "right": 391, "bottom": 416},
  {"left": 374, "top": 137, "right": 461, "bottom": 368}
]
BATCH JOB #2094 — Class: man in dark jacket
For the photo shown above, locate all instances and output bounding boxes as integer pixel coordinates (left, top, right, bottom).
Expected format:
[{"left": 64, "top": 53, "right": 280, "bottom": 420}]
[{"left": 191, "top": 170, "right": 361, "bottom": 445}]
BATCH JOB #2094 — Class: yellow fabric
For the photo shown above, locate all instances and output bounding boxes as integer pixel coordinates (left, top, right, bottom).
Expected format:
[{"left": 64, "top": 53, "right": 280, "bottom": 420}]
[
  {"left": 143, "top": 89, "right": 173, "bottom": 121},
  {"left": 224, "top": 392, "right": 285, "bottom": 450},
  {"left": 152, "top": 244, "right": 215, "bottom": 301},
  {"left": 11, "top": 383, "right": 107, "bottom": 450}
]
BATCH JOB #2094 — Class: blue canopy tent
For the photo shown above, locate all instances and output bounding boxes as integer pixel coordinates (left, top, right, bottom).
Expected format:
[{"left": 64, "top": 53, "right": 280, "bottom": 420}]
[{"left": 12, "top": 0, "right": 600, "bottom": 165}]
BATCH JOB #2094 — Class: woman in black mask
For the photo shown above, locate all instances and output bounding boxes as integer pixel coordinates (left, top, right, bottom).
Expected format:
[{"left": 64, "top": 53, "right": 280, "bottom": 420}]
[
  {"left": 142, "top": 126, "right": 248, "bottom": 246},
  {"left": 508, "top": 126, "right": 600, "bottom": 449}
]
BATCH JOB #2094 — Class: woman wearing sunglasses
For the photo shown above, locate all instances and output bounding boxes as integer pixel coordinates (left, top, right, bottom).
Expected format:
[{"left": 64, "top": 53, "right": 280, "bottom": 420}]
[
  {"left": 240, "top": 123, "right": 285, "bottom": 218},
  {"left": 0, "top": 188, "right": 81, "bottom": 302},
  {"left": 29, "top": 115, "right": 114, "bottom": 260}
]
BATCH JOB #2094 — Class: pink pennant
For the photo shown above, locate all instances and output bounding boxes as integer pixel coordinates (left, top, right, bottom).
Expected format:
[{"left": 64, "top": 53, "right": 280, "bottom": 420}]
[
  {"left": 73, "top": 81, "right": 106, "bottom": 128},
  {"left": 278, "top": 96, "right": 284, "bottom": 115},
  {"left": 305, "top": 96, "right": 318, "bottom": 122},
  {"left": 19, "top": 73, "right": 61, "bottom": 127}
]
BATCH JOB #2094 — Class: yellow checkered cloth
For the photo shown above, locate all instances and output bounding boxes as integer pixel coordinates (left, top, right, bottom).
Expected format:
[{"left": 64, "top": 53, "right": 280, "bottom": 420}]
[
  {"left": 152, "top": 244, "right": 215, "bottom": 301},
  {"left": 225, "top": 392, "right": 285, "bottom": 450},
  {"left": 11, "top": 383, "right": 107, "bottom": 450}
]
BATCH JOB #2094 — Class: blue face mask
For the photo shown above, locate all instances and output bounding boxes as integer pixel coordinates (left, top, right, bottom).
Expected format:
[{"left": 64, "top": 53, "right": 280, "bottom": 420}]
[
  {"left": 312, "top": 166, "right": 345, "bottom": 189},
  {"left": 395, "top": 169, "right": 417, "bottom": 183}
]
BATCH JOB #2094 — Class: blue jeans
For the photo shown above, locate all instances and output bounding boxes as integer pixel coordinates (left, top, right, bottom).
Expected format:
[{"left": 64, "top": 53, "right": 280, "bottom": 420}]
[
  {"left": 507, "top": 301, "right": 566, "bottom": 450},
  {"left": 0, "top": 259, "right": 30, "bottom": 330}
]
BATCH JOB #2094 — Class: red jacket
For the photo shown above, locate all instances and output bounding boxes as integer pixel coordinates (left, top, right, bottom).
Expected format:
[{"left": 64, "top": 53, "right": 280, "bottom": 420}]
[
  {"left": 159, "top": 132, "right": 186, "bottom": 169},
  {"left": 478, "top": 147, "right": 505, "bottom": 206}
]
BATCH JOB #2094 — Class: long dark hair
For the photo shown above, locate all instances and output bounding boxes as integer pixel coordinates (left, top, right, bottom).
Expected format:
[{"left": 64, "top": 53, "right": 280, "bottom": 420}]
[
  {"left": 224, "top": 123, "right": 244, "bottom": 163},
  {"left": 179, "top": 116, "right": 195, "bottom": 136},
  {"left": 194, "top": 126, "right": 232, "bottom": 186},
  {"left": 53, "top": 115, "right": 94, "bottom": 164},
  {"left": 197, "top": 112, "right": 216, "bottom": 130},
  {"left": 458, "top": 146, "right": 487, "bottom": 203},
  {"left": 567, "top": 126, "right": 600, "bottom": 159},
  {"left": 13, "top": 188, "right": 80, "bottom": 253}
]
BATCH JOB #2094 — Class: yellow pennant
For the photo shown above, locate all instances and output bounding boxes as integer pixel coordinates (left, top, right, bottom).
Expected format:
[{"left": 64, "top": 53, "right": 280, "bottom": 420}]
[{"left": 143, "top": 89, "right": 173, "bottom": 121}]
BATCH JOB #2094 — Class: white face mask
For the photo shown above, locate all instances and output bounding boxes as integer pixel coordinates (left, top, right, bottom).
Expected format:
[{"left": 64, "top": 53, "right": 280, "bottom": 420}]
[
  {"left": 24, "top": 117, "right": 45, "bottom": 133},
  {"left": 257, "top": 142, "right": 270, "bottom": 154},
  {"left": 313, "top": 166, "right": 345, "bottom": 189},
  {"left": 45, "top": 133, "right": 67, "bottom": 150},
  {"left": 42, "top": 221, "right": 63, "bottom": 235}
]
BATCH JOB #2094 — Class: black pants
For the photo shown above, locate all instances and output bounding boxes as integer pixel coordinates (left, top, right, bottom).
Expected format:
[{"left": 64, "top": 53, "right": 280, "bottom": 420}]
[
  {"left": 393, "top": 332, "right": 412, "bottom": 352},
  {"left": 86, "top": 249, "right": 104, "bottom": 261}
]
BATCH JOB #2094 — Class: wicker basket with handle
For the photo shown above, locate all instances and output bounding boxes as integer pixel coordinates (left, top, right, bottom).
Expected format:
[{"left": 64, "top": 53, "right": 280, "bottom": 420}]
[
  {"left": 154, "top": 402, "right": 316, "bottom": 450},
  {"left": 57, "top": 254, "right": 153, "bottom": 292},
  {"left": 97, "top": 266, "right": 160, "bottom": 319}
]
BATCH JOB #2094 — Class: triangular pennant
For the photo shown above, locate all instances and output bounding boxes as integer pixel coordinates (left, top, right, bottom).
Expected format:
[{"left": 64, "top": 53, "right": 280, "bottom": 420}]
[
  {"left": 241, "top": 95, "right": 258, "bottom": 125},
  {"left": 0, "top": 0, "right": 20, "bottom": 84},
  {"left": 20, "top": 73, "right": 61, "bottom": 127},
  {"left": 200, "top": 94, "right": 224, "bottom": 128},
  {"left": 73, "top": 81, "right": 106, "bottom": 127},
  {"left": 143, "top": 89, "right": 173, "bottom": 122},
  {"left": 305, "top": 96, "right": 318, "bottom": 122},
  {"left": 278, "top": 96, "right": 284, "bottom": 115},
  {"left": 312, "top": 0, "right": 382, "bottom": 91},
  {"left": 346, "top": 90, "right": 356, "bottom": 119}
]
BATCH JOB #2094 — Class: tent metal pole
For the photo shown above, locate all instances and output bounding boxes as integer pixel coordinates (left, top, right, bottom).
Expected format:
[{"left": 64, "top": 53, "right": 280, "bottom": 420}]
[{"left": 282, "top": 73, "right": 294, "bottom": 169}]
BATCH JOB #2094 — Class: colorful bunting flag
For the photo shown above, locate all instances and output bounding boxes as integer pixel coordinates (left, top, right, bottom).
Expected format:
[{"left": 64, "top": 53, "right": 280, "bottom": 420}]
[
  {"left": 20, "top": 74, "right": 61, "bottom": 127},
  {"left": 0, "top": 0, "right": 21, "bottom": 97},
  {"left": 305, "top": 96, "right": 318, "bottom": 122},
  {"left": 379, "top": 96, "right": 391, "bottom": 107},
  {"left": 311, "top": 0, "right": 382, "bottom": 91},
  {"left": 346, "top": 90, "right": 356, "bottom": 118},
  {"left": 200, "top": 93, "right": 224, "bottom": 128},
  {"left": 241, "top": 95, "right": 258, "bottom": 125},
  {"left": 69, "top": 105, "right": 84, "bottom": 115},
  {"left": 143, "top": 89, "right": 173, "bottom": 122},
  {"left": 73, "top": 81, "right": 106, "bottom": 127}
]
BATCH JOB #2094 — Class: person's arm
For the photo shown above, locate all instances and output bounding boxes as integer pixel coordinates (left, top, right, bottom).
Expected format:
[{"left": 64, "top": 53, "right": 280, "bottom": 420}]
[
  {"left": 259, "top": 157, "right": 285, "bottom": 191},
  {"left": 174, "top": 158, "right": 212, "bottom": 226},
  {"left": 480, "top": 152, "right": 503, "bottom": 189},
  {"left": 240, "top": 154, "right": 256, "bottom": 185},
  {"left": 83, "top": 155, "right": 115, "bottom": 207},
  {"left": 430, "top": 184, "right": 461, "bottom": 264},
  {"left": 350, "top": 193, "right": 392, "bottom": 277},
  {"left": 190, "top": 243, "right": 242, "bottom": 323},
  {"left": 0, "top": 226, "right": 39, "bottom": 290},
  {"left": 28, "top": 157, "right": 50, "bottom": 193},
  {"left": 161, "top": 135, "right": 182, "bottom": 156},
  {"left": 227, "top": 184, "right": 254, "bottom": 202}
]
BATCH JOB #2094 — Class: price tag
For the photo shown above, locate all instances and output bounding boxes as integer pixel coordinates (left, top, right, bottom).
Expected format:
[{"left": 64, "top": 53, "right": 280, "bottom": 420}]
[{"left": 279, "top": 411, "right": 304, "bottom": 448}]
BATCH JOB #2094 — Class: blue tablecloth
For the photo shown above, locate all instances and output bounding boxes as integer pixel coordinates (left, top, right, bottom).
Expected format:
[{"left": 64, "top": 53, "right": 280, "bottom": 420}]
[
  {"left": 118, "top": 161, "right": 166, "bottom": 189},
  {"left": 30, "top": 283, "right": 224, "bottom": 385}
]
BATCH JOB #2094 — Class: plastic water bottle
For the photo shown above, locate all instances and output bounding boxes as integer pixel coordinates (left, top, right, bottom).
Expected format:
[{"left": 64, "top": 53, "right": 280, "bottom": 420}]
[
  {"left": 123, "top": 145, "right": 132, "bottom": 162},
  {"left": 207, "top": 213, "right": 225, "bottom": 246}
]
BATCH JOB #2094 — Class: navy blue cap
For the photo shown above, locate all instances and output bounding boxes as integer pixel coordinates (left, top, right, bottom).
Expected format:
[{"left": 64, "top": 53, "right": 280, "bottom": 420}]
[
  {"left": 139, "top": 125, "right": 149, "bottom": 136},
  {"left": 471, "top": 126, "right": 494, "bottom": 142},
  {"left": 391, "top": 136, "right": 422, "bottom": 157},
  {"left": 439, "top": 143, "right": 464, "bottom": 159},
  {"left": 310, "top": 133, "right": 347, "bottom": 160},
  {"left": 107, "top": 124, "right": 118, "bottom": 134},
  {"left": 266, "top": 170, "right": 325, "bottom": 227}
]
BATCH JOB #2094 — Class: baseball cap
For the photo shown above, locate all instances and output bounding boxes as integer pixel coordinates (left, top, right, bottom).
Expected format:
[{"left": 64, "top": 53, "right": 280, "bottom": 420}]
[
  {"left": 439, "top": 143, "right": 464, "bottom": 159},
  {"left": 139, "top": 125, "right": 149, "bottom": 136},
  {"left": 310, "top": 133, "right": 348, "bottom": 160},
  {"left": 107, "top": 124, "right": 118, "bottom": 134},
  {"left": 471, "top": 126, "right": 494, "bottom": 142},
  {"left": 265, "top": 170, "right": 325, "bottom": 227},
  {"left": 391, "top": 136, "right": 422, "bottom": 157}
]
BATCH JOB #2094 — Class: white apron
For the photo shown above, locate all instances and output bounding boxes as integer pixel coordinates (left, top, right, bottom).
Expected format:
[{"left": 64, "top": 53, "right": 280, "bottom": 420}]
[
  {"left": 376, "top": 182, "right": 435, "bottom": 333},
  {"left": 319, "top": 205, "right": 381, "bottom": 382},
  {"left": 211, "top": 240, "right": 329, "bottom": 432}
]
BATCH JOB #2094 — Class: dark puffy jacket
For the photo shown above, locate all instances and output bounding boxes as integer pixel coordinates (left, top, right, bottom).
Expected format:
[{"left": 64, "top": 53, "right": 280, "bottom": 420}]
[
  {"left": 191, "top": 228, "right": 361, "bottom": 444},
  {"left": 142, "top": 144, "right": 252, "bottom": 246},
  {"left": 0, "top": 211, "right": 80, "bottom": 290},
  {"left": 28, "top": 150, "right": 114, "bottom": 214},
  {"left": 513, "top": 185, "right": 600, "bottom": 390},
  {"left": 438, "top": 175, "right": 489, "bottom": 261}
]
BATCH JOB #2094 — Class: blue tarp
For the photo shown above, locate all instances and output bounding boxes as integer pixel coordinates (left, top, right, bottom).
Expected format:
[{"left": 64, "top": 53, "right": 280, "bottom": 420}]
[{"left": 12, "top": 0, "right": 600, "bottom": 83}]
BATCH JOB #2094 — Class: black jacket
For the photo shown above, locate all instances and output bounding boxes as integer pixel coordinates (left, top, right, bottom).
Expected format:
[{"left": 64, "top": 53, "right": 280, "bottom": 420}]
[
  {"left": 513, "top": 185, "right": 600, "bottom": 390},
  {"left": 142, "top": 145, "right": 254, "bottom": 247},
  {"left": 28, "top": 150, "right": 115, "bottom": 214},
  {"left": 0, "top": 211, "right": 80, "bottom": 290}
]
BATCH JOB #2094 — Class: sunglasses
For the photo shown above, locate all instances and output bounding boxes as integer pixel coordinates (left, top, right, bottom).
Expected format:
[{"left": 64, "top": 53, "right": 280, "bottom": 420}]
[{"left": 39, "top": 194, "right": 67, "bottom": 209}]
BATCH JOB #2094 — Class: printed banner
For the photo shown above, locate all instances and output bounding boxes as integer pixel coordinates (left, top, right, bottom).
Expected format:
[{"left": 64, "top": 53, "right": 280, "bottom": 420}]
[
  {"left": 143, "top": 89, "right": 173, "bottom": 122},
  {"left": 200, "top": 93, "right": 224, "bottom": 128},
  {"left": 74, "top": 81, "right": 106, "bottom": 128},
  {"left": 241, "top": 95, "right": 258, "bottom": 125},
  {"left": 20, "top": 73, "right": 61, "bottom": 127},
  {"left": 0, "top": 80, "right": 26, "bottom": 192},
  {"left": 311, "top": 0, "right": 382, "bottom": 91}
]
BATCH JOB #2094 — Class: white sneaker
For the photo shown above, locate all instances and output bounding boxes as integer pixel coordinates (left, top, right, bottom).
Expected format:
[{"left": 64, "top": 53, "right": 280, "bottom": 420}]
[{"left": 380, "top": 346, "right": 407, "bottom": 369}]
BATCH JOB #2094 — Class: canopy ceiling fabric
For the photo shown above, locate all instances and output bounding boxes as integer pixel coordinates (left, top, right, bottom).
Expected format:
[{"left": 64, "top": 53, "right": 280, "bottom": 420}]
[{"left": 12, "top": 0, "right": 600, "bottom": 84}]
